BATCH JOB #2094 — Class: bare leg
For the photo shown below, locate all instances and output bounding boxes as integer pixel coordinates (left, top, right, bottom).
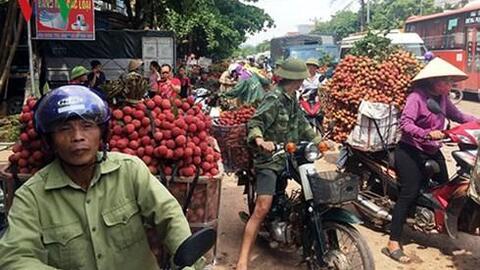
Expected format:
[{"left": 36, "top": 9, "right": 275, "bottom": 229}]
[{"left": 236, "top": 195, "right": 273, "bottom": 270}]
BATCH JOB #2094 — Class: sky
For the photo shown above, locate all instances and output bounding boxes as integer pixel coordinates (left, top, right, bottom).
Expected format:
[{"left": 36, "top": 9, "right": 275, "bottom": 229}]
[{"left": 244, "top": 0, "right": 359, "bottom": 46}]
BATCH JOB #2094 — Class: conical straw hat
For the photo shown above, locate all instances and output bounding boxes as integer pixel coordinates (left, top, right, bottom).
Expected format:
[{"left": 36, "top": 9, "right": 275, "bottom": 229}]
[{"left": 412, "top": 57, "right": 467, "bottom": 83}]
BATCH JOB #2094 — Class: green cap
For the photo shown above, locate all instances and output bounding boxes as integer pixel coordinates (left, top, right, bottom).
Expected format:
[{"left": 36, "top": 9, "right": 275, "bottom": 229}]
[
  {"left": 305, "top": 58, "right": 320, "bottom": 67},
  {"left": 71, "top": 66, "right": 89, "bottom": 80},
  {"left": 275, "top": 58, "right": 309, "bottom": 80}
]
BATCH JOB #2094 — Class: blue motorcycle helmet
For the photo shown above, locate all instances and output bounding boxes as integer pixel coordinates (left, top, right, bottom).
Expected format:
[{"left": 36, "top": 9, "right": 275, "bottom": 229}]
[{"left": 34, "top": 85, "right": 111, "bottom": 157}]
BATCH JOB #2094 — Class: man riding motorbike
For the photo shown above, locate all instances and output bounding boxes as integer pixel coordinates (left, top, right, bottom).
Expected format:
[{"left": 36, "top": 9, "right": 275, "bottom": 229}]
[
  {"left": 382, "top": 57, "right": 478, "bottom": 264},
  {"left": 236, "top": 58, "right": 324, "bottom": 270},
  {"left": 0, "top": 86, "right": 199, "bottom": 270}
]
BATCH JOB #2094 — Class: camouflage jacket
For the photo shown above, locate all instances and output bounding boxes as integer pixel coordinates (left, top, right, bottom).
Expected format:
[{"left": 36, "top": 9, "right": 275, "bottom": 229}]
[{"left": 247, "top": 86, "right": 322, "bottom": 172}]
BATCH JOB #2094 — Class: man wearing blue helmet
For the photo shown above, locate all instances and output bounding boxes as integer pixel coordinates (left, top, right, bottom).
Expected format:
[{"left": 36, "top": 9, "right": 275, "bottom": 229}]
[{"left": 0, "top": 86, "right": 197, "bottom": 269}]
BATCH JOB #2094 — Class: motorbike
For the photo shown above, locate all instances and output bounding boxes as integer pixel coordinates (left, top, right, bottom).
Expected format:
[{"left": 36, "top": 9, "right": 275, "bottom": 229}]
[
  {"left": 299, "top": 75, "right": 327, "bottom": 135},
  {"left": 0, "top": 186, "right": 5, "bottom": 233},
  {"left": 160, "top": 227, "right": 216, "bottom": 270},
  {"left": 338, "top": 98, "right": 480, "bottom": 238},
  {"left": 193, "top": 88, "right": 221, "bottom": 117},
  {"left": 236, "top": 129, "right": 375, "bottom": 269},
  {"left": 299, "top": 89, "right": 324, "bottom": 135}
]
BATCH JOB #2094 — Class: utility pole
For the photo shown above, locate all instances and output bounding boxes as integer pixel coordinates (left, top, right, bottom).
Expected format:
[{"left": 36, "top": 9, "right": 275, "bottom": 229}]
[
  {"left": 360, "top": 0, "right": 366, "bottom": 31},
  {"left": 420, "top": 0, "right": 424, "bottom": 16},
  {"left": 366, "top": 0, "right": 370, "bottom": 25}
]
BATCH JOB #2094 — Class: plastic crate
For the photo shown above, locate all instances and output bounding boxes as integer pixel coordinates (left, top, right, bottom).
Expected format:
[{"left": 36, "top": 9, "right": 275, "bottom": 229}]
[{"left": 309, "top": 171, "right": 359, "bottom": 205}]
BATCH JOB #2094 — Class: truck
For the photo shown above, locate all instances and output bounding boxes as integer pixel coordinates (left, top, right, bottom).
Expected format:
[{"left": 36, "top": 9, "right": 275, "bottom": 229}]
[{"left": 270, "top": 34, "right": 339, "bottom": 65}]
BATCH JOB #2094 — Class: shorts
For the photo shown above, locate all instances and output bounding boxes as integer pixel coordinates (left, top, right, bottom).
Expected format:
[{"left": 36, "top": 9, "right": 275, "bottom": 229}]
[{"left": 255, "top": 169, "right": 277, "bottom": 196}]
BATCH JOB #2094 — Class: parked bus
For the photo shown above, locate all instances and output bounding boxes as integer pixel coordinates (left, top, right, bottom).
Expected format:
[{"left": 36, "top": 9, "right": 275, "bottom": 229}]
[{"left": 405, "top": 1, "right": 480, "bottom": 95}]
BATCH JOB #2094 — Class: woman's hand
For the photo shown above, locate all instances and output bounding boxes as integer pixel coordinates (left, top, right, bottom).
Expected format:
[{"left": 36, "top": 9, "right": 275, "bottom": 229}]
[
  {"left": 427, "top": 130, "right": 445, "bottom": 140},
  {"left": 255, "top": 137, "right": 275, "bottom": 152}
]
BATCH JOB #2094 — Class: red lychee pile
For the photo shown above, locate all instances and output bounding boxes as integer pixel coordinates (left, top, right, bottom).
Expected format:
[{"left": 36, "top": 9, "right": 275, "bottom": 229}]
[
  {"left": 109, "top": 95, "right": 221, "bottom": 177},
  {"left": 8, "top": 97, "right": 52, "bottom": 174},
  {"left": 218, "top": 105, "right": 256, "bottom": 126}
]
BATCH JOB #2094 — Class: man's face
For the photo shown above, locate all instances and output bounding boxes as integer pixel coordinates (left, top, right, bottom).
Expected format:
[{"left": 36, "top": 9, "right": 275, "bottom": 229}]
[
  {"left": 79, "top": 75, "right": 88, "bottom": 83},
  {"left": 161, "top": 66, "right": 171, "bottom": 81},
  {"left": 192, "top": 66, "right": 200, "bottom": 75},
  {"left": 179, "top": 68, "right": 186, "bottom": 76},
  {"left": 201, "top": 73, "right": 208, "bottom": 81},
  {"left": 52, "top": 119, "right": 101, "bottom": 166},
  {"left": 307, "top": 64, "right": 318, "bottom": 75},
  {"left": 94, "top": 65, "right": 102, "bottom": 72}
]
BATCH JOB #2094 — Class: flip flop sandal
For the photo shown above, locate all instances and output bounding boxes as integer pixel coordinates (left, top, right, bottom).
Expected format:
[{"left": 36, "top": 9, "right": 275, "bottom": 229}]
[{"left": 381, "top": 247, "right": 411, "bottom": 264}]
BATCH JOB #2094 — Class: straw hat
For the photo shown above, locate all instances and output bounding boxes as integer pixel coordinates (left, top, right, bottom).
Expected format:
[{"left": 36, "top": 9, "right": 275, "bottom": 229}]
[
  {"left": 275, "top": 58, "right": 309, "bottom": 80},
  {"left": 305, "top": 58, "right": 320, "bottom": 67},
  {"left": 412, "top": 57, "right": 467, "bottom": 83},
  {"left": 70, "top": 66, "right": 89, "bottom": 80},
  {"left": 128, "top": 59, "right": 144, "bottom": 72}
]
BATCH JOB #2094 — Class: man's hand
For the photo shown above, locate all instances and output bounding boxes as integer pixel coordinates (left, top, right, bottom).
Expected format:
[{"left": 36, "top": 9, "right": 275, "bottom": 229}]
[
  {"left": 317, "top": 140, "right": 334, "bottom": 152},
  {"left": 255, "top": 137, "right": 275, "bottom": 152},
  {"left": 427, "top": 130, "right": 445, "bottom": 140}
]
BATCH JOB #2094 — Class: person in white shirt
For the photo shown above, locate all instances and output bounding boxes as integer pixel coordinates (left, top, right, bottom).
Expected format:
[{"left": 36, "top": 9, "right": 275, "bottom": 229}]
[{"left": 298, "top": 58, "right": 324, "bottom": 101}]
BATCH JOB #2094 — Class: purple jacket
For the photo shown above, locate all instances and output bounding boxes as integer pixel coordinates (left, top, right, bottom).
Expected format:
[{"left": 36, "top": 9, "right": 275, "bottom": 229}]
[{"left": 400, "top": 88, "right": 477, "bottom": 154}]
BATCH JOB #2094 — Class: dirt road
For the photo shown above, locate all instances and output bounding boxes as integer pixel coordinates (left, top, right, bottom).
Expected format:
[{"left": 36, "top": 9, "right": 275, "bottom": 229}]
[{"left": 213, "top": 99, "right": 480, "bottom": 270}]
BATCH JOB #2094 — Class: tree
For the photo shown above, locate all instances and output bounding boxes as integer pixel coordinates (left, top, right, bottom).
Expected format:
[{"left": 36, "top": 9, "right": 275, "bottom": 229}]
[
  {"left": 314, "top": 0, "right": 443, "bottom": 40},
  {"left": 122, "top": 0, "right": 274, "bottom": 59},
  {"left": 313, "top": 10, "right": 360, "bottom": 40},
  {"left": 369, "top": 0, "right": 442, "bottom": 30}
]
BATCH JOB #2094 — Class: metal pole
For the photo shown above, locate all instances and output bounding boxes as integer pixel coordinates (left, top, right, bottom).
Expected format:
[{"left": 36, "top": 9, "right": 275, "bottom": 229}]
[
  {"left": 420, "top": 0, "right": 423, "bottom": 16},
  {"left": 367, "top": 0, "right": 370, "bottom": 25},
  {"left": 27, "top": 19, "right": 35, "bottom": 98}
]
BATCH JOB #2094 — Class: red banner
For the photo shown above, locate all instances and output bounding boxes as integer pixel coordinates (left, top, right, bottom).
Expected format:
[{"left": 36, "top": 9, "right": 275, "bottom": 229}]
[
  {"left": 18, "top": 0, "right": 33, "bottom": 22},
  {"left": 35, "top": 0, "right": 95, "bottom": 40}
]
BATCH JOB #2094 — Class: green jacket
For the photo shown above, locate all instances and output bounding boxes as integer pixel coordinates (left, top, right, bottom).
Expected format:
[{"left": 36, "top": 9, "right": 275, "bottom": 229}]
[
  {"left": 247, "top": 86, "right": 322, "bottom": 172},
  {"left": 224, "top": 73, "right": 269, "bottom": 104},
  {"left": 0, "top": 152, "right": 195, "bottom": 270}
]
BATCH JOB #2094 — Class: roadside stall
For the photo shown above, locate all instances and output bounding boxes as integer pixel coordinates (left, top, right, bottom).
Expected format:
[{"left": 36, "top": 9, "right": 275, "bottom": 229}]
[{"left": 0, "top": 80, "right": 225, "bottom": 265}]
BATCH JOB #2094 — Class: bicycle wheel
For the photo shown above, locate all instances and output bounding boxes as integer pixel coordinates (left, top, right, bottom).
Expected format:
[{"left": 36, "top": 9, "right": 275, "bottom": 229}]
[{"left": 449, "top": 89, "right": 463, "bottom": 104}]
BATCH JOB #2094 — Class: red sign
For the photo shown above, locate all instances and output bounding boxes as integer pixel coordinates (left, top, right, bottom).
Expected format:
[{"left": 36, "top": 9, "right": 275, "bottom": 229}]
[{"left": 35, "top": 0, "right": 95, "bottom": 40}]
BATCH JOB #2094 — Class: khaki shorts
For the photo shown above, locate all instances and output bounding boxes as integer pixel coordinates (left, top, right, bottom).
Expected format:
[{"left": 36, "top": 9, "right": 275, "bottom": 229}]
[{"left": 255, "top": 169, "right": 277, "bottom": 196}]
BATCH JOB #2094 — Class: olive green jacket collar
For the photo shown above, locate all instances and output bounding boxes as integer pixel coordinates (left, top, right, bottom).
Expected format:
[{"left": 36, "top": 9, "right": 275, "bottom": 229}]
[{"left": 44, "top": 153, "right": 121, "bottom": 190}]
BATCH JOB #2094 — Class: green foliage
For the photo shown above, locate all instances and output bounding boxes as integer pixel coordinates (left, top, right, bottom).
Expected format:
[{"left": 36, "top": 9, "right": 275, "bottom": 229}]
[
  {"left": 349, "top": 31, "right": 396, "bottom": 61},
  {"left": 313, "top": 10, "right": 360, "bottom": 40},
  {"left": 232, "top": 40, "right": 270, "bottom": 58},
  {"left": 318, "top": 53, "right": 334, "bottom": 67},
  {"left": 313, "top": 0, "right": 444, "bottom": 40},
  {"left": 123, "top": 0, "right": 274, "bottom": 59},
  {"left": 368, "top": 0, "right": 442, "bottom": 30}
]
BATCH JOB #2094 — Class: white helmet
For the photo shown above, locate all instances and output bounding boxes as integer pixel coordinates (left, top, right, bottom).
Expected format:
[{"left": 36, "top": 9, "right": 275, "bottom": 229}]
[{"left": 228, "top": 63, "right": 241, "bottom": 75}]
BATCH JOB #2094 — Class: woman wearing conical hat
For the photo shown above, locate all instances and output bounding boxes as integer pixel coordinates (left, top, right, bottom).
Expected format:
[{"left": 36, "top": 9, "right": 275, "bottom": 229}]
[{"left": 383, "top": 57, "right": 478, "bottom": 264}]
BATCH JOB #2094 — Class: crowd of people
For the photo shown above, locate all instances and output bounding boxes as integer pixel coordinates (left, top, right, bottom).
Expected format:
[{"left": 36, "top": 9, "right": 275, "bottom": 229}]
[{"left": 0, "top": 50, "right": 478, "bottom": 270}]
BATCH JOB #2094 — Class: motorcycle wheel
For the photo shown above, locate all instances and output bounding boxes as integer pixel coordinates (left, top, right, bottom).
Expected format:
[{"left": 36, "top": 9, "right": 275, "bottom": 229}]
[
  {"left": 449, "top": 89, "right": 463, "bottom": 104},
  {"left": 306, "top": 222, "right": 375, "bottom": 270}
]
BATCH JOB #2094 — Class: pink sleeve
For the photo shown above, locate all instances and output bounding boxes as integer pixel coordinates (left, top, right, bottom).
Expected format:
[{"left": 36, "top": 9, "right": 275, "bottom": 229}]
[{"left": 400, "top": 93, "right": 430, "bottom": 139}]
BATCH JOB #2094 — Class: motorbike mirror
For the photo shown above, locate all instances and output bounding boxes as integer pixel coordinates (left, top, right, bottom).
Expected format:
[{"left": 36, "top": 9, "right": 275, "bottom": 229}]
[
  {"left": 173, "top": 228, "right": 216, "bottom": 268},
  {"left": 427, "top": 99, "right": 443, "bottom": 115}
]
